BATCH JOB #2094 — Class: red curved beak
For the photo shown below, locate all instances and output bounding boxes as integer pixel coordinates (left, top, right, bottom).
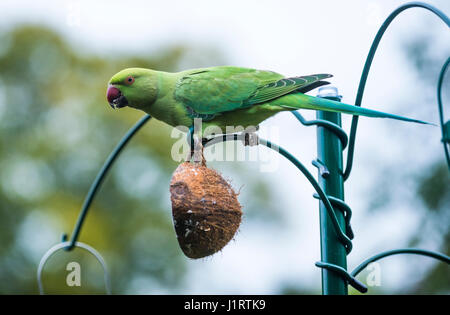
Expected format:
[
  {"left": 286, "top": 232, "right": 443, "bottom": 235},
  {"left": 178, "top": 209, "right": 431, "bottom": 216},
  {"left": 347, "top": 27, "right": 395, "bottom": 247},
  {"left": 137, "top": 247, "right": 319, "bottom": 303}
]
[
  {"left": 107, "top": 85, "right": 121, "bottom": 104},
  {"left": 107, "top": 85, "right": 128, "bottom": 109}
]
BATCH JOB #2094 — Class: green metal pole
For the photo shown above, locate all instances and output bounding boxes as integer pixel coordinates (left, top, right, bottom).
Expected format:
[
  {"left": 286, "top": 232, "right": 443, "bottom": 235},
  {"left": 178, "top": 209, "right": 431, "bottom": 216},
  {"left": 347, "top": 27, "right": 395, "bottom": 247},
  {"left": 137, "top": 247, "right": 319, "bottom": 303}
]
[{"left": 316, "top": 86, "right": 348, "bottom": 295}]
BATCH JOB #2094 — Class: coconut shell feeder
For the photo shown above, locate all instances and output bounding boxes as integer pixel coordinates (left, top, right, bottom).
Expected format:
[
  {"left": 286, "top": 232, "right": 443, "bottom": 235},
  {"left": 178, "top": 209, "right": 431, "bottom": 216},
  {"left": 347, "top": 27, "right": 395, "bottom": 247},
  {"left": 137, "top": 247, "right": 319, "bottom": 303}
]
[{"left": 170, "top": 160, "right": 242, "bottom": 259}]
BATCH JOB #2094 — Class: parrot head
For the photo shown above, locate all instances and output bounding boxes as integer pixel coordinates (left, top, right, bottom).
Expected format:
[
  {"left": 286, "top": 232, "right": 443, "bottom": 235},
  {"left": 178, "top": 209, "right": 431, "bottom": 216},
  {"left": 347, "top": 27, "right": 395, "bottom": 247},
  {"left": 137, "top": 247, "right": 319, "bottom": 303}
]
[{"left": 107, "top": 68, "right": 158, "bottom": 110}]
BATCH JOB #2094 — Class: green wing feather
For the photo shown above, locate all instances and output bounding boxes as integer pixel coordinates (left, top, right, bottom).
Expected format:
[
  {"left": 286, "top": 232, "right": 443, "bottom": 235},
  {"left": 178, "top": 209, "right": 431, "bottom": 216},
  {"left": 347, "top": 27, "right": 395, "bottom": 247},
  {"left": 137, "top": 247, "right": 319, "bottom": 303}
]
[
  {"left": 174, "top": 66, "right": 331, "bottom": 115},
  {"left": 244, "top": 74, "right": 332, "bottom": 105}
]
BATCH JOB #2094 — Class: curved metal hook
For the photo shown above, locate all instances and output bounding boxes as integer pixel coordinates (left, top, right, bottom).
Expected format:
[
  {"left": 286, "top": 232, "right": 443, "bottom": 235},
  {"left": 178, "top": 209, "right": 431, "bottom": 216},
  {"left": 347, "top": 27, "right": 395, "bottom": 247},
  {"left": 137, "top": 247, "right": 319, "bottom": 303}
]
[
  {"left": 259, "top": 138, "right": 353, "bottom": 253},
  {"left": 315, "top": 262, "right": 368, "bottom": 293},
  {"left": 317, "top": 248, "right": 450, "bottom": 293},
  {"left": 351, "top": 248, "right": 450, "bottom": 278},
  {"left": 203, "top": 135, "right": 353, "bottom": 253},
  {"left": 344, "top": 1, "right": 450, "bottom": 180},
  {"left": 62, "top": 114, "right": 152, "bottom": 251},
  {"left": 37, "top": 241, "right": 111, "bottom": 295},
  {"left": 291, "top": 111, "right": 349, "bottom": 149}
]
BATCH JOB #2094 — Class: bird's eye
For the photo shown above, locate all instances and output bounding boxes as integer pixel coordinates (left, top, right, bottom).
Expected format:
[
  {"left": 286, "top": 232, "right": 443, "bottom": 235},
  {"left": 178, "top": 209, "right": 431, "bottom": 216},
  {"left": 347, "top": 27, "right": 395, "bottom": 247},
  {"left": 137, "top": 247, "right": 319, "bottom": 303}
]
[{"left": 125, "top": 76, "right": 135, "bottom": 85}]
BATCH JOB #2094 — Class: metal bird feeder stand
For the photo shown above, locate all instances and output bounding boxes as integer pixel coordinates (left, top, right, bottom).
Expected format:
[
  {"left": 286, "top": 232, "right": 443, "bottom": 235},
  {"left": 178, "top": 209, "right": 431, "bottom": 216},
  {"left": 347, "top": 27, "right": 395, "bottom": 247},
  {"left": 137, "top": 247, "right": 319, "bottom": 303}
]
[
  {"left": 38, "top": 1, "right": 450, "bottom": 295},
  {"left": 315, "top": 89, "right": 349, "bottom": 295}
]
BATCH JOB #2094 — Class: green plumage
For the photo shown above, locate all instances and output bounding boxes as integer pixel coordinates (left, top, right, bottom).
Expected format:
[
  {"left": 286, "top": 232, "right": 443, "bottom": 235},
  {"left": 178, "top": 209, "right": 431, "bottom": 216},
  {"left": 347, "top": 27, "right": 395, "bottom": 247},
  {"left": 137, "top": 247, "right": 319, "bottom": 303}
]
[{"left": 107, "top": 66, "right": 432, "bottom": 132}]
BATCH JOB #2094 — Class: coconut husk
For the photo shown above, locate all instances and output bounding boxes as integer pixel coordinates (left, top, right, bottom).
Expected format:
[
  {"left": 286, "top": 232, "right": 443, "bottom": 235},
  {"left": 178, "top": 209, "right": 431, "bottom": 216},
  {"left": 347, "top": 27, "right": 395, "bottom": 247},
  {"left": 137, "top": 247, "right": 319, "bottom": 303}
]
[{"left": 170, "top": 161, "right": 242, "bottom": 259}]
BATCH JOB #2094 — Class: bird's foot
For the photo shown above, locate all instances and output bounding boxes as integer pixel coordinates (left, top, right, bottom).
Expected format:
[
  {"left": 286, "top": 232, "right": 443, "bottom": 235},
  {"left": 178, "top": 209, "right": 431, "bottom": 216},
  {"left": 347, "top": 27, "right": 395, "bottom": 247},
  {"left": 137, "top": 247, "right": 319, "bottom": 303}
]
[{"left": 190, "top": 138, "right": 206, "bottom": 166}]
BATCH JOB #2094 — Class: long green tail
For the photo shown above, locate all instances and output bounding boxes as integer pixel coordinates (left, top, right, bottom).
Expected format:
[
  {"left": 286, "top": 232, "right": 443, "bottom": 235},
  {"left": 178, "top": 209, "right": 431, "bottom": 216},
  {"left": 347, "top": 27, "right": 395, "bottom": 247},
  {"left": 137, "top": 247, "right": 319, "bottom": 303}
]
[{"left": 271, "top": 93, "right": 433, "bottom": 125}]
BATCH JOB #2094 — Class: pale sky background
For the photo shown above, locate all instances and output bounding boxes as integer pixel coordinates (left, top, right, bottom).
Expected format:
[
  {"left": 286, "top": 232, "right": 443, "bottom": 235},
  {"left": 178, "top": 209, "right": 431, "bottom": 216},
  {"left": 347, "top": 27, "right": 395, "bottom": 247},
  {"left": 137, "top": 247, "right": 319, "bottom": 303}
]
[{"left": 1, "top": 0, "right": 449, "bottom": 294}]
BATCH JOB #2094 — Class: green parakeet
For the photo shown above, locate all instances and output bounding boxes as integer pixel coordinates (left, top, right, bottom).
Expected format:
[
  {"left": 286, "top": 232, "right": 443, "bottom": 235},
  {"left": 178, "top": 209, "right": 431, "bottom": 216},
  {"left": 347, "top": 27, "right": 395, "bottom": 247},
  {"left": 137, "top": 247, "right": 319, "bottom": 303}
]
[{"left": 106, "top": 66, "right": 430, "bottom": 132}]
